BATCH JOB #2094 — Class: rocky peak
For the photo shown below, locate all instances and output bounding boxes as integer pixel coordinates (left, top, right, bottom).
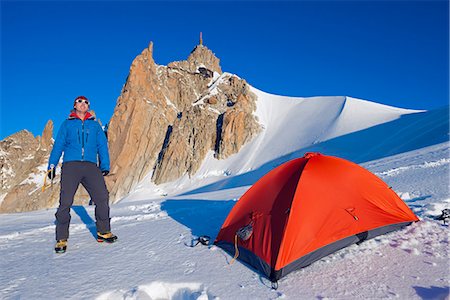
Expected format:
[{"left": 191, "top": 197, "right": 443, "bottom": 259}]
[
  {"left": 40, "top": 120, "right": 54, "bottom": 151},
  {"left": 106, "top": 41, "right": 260, "bottom": 201},
  {"left": 132, "top": 42, "right": 155, "bottom": 69},
  {"left": 168, "top": 44, "right": 222, "bottom": 76},
  {"left": 187, "top": 45, "right": 222, "bottom": 74},
  {"left": 0, "top": 122, "right": 59, "bottom": 213},
  {"left": 1, "top": 130, "right": 39, "bottom": 161}
]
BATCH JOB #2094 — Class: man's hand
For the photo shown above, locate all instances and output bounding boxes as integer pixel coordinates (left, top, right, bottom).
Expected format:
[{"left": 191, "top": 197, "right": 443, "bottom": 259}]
[{"left": 48, "top": 168, "right": 56, "bottom": 180}]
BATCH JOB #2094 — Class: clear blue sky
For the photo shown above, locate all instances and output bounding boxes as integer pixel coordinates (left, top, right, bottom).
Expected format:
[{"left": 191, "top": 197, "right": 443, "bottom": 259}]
[{"left": 1, "top": 1, "right": 448, "bottom": 139}]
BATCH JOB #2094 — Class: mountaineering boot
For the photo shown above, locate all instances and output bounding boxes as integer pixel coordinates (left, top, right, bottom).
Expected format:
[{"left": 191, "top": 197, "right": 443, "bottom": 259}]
[
  {"left": 55, "top": 239, "right": 67, "bottom": 253},
  {"left": 97, "top": 231, "right": 118, "bottom": 243}
]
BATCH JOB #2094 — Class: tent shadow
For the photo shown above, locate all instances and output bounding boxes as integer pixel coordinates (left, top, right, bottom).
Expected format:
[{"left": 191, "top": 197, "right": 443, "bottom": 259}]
[
  {"left": 72, "top": 205, "right": 97, "bottom": 240},
  {"left": 179, "top": 106, "right": 449, "bottom": 197},
  {"left": 162, "top": 199, "right": 290, "bottom": 282},
  {"left": 160, "top": 199, "right": 236, "bottom": 241}
]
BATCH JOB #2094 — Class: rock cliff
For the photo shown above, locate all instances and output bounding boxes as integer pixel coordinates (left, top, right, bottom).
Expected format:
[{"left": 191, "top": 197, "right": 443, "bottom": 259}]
[
  {"left": 106, "top": 42, "right": 260, "bottom": 201},
  {"left": 0, "top": 121, "right": 59, "bottom": 212}
]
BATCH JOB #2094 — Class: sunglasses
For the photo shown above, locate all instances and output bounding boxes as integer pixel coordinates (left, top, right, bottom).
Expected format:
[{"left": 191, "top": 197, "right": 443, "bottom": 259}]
[{"left": 75, "top": 99, "right": 89, "bottom": 105}]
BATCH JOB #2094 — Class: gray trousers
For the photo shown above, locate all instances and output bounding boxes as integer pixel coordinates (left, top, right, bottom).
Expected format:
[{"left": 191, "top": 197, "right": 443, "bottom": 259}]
[{"left": 55, "top": 161, "right": 111, "bottom": 240}]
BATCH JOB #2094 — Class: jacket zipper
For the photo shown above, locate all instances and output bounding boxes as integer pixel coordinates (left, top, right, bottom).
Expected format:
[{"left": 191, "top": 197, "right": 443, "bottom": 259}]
[{"left": 81, "top": 121, "right": 85, "bottom": 160}]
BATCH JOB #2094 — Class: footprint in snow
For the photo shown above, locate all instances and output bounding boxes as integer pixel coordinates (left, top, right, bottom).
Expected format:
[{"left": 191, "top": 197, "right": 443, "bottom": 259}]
[{"left": 183, "top": 261, "right": 196, "bottom": 275}]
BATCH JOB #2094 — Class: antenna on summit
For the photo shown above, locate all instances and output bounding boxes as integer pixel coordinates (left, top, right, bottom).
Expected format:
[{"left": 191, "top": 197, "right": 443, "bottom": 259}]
[{"left": 199, "top": 32, "right": 203, "bottom": 45}]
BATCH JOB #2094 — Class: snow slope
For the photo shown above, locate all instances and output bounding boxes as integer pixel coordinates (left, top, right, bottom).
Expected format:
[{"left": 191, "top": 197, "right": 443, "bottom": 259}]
[
  {"left": 0, "top": 142, "right": 448, "bottom": 299},
  {"left": 0, "top": 89, "right": 449, "bottom": 299}
]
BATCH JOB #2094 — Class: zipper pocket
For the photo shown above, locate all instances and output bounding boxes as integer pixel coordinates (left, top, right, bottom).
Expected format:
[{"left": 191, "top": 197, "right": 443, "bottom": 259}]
[{"left": 77, "top": 129, "right": 81, "bottom": 144}]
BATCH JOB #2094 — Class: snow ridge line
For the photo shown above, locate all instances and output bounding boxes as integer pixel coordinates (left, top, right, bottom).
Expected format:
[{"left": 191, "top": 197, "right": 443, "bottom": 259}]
[
  {"left": 375, "top": 158, "right": 450, "bottom": 177},
  {"left": 315, "top": 96, "right": 347, "bottom": 143}
]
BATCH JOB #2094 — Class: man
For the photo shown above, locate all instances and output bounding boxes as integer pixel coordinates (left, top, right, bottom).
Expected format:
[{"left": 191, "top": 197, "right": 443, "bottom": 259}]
[{"left": 48, "top": 95, "right": 117, "bottom": 254}]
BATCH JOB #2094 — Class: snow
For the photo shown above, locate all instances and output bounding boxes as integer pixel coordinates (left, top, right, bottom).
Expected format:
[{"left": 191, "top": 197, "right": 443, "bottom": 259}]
[
  {"left": 0, "top": 164, "right": 14, "bottom": 180},
  {"left": 207, "top": 71, "right": 221, "bottom": 87},
  {"left": 375, "top": 158, "right": 450, "bottom": 177},
  {"left": 320, "top": 96, "right": 422, "bottom": 141},
  {"left": 0, "top": 193, "right": 7, "bottom": 207},
  {"left": 0, "top": 147, "right": 8, "bottom": 156},
  {"left": 0, "top": 88, "right": 449, "bottom": 299},
  {"left": 194, "top": 72, "right": 235, "bottom": 106},
  {"left": 0, "top": 142, "right": 448, "bottom": 299},
  {"left": 97, "top": 282, "right": 212, "bottom": 300},
  {"left": 164, "top": 95, "right": 179, "bottom": 112},
  {"left": 20, "top": 163, "right": 50, "bottom": 194}
]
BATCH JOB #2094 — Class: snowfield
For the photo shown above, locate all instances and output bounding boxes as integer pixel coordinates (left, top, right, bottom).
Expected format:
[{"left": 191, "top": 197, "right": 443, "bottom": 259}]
[{"left": 0, "top": 87, "right": 448, "bottom": 299}]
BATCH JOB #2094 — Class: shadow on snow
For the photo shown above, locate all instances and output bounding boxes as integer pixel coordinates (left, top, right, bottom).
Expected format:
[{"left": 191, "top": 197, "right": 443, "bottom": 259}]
[
  {"left": 413, "top": 285, "right": 449, "bottom": 299},
  {"left": 72, "top": 205, "right": 97, "bottom": 240},
  {"left": 160, "top": 199, "right": 236, "bottom": 241}
]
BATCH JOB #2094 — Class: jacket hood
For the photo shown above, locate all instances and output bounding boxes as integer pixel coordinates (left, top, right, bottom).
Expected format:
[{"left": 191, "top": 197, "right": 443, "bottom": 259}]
[{"left": 68, "top": 110, "right": 95, "bottom": 121}]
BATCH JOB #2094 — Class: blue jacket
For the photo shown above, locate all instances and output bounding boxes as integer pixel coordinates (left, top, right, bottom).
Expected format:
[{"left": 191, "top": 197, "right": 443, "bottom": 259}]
[{"left": 48, "top": 111, "right": 110, "bottom": 172}]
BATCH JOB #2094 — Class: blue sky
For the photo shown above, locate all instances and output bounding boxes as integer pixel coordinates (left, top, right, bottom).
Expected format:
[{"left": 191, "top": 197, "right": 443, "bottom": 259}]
[{"left": 1, "top": 1, "right": 448, "bottom": 139}]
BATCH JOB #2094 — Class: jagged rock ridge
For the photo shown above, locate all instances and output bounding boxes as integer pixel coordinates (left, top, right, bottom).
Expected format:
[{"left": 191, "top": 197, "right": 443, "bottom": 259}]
[
  {"left": 106, "top": 42, "right": 261, "bottom": 201},
  {"left": 0, "top": 122, "right": 59, "bottom": 212}
]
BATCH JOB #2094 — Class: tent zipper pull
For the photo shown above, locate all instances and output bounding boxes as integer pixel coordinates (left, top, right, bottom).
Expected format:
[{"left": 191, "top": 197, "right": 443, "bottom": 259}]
[{"left": 345, "top": 208, "right": 359, "bottom": 221}]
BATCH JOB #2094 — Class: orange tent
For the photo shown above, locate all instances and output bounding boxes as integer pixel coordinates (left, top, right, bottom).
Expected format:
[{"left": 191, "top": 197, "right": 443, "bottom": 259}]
[{"left": 215, "top": 153, "right": 419, "bottom": 283}]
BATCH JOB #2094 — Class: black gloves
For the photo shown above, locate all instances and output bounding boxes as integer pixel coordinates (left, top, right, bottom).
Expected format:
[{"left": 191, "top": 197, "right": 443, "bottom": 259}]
[
  {"left": 48, "top": 166, "right": 109, "bottom": 178},
  {"left": 48, "top": 167, "right": 56, "bottom": 180}
]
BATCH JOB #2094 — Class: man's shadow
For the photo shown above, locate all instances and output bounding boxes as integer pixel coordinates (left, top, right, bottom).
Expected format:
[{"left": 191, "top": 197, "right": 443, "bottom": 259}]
[{"left": 72, "top": 205, "right": 97, "bottom": 240}]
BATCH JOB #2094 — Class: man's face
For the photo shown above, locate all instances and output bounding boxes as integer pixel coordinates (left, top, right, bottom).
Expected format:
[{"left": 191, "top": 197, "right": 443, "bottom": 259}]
[{"left": 74, "top": 99, "right": 89, "bottom": 113}]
